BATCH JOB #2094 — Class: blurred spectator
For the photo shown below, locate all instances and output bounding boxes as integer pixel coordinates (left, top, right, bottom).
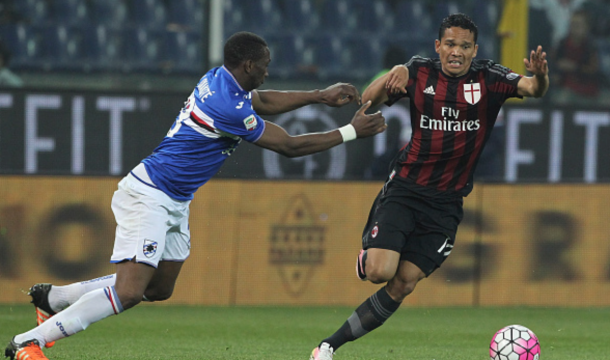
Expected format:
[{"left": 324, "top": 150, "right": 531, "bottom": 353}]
[
  {"left": 529, "top": 0, "right": 586, "bottom": 47},
  {"left": 528, "top": 0, "right": 553, "bottom": 51},
  {"left": 0, "top": 40, "right": 23, "bottom": 87},
  {"left": 550, "top": 9, "right": 601, "bottom": 105},
  {"left": 582, "top": 0, "right": 610, "bottom": 38}
]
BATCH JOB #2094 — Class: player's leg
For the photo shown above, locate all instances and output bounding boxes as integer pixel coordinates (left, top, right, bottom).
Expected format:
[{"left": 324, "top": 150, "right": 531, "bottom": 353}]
[
  {"left": 29, "top": 274, "right": 117, "bottom": 348},
  {"left": 311, "top": 258, "right": 427, "bottom": 360},
  {"left": 312, "top": 249, "right": 403, "bottom": 358},
  {"left": 385, "top": 259, "right": 426, "bottom": 301},
  {"left": 32, "top": 274, "right": 117, "bottom": 314},
  {"left": 356, "top": 247, "right": 400, "bottom": 284},
  {"left": 143, "top": 260, "right": 184, "bottom": 302},
  {"left": 9, "top": 260, "right": 153, "bottom": 353},
  {"left": 143, "top": 194, "right": 190, "bottom": 302},
  {"left": 311, "top": 188, "right": 414, "bottom": 360},
  {"left": 5, "top": 173, "right": 172, "bottom": 359}
]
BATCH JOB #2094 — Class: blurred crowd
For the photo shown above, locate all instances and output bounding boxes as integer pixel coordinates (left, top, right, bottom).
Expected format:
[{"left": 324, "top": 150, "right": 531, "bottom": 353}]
[
  {"left": 529, "top": 0, "right": 610, "bottom": 106},
  {"left": 0, "top": 0, "right": 608, "bottom": 105}
]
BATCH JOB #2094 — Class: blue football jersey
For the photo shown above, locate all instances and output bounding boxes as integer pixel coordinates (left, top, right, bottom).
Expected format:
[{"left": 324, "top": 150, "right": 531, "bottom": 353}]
[{"left": 142, "top": 66, "right": 266, "bottom": 200}]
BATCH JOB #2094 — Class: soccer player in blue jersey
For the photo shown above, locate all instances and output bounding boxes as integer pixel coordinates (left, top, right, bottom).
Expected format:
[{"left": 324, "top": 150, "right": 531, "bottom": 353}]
[
  {"left": 309, "top": 14, "right": 549, "bottom": 360},
  {"left": 5, "top": 31, "right": 386, "bottom": 360}
]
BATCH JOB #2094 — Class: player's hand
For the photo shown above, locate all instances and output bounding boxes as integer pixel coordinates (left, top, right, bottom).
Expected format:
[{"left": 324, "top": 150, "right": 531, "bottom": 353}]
[
  {"left": 320, "top": 83, "right": 361, "bottom": 107},
  {"left": 350, "top": 101, "right": 387, "bottom": 138},
  {"left": 385, "top": 65, "right": 408, "bottom": 94},
  {"left": 524, "top": 45, "right": 548, "bottom": 77}
]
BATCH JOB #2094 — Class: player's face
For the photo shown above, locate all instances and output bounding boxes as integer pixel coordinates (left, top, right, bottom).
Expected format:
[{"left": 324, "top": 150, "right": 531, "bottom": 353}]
[
  {"left": 435, "top": 27, "right": 478, "bottom": 77},
  {"left": 249, "top": 47, "right": 271, "bottom": 90}
]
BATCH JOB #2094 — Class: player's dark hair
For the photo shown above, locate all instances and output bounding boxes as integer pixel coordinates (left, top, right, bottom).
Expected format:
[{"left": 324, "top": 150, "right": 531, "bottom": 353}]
[
  {"left": 223, "top": 32, "right": 268, "bottom": 70},
  {"left": 439, "top": 13, "right": 478, "bottom": 43}
]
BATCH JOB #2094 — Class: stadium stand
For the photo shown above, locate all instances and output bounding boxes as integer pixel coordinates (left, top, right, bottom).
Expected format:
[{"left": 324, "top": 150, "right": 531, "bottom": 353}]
[
  {"left": 51, "top": 0, "right": 90, "bottom": 27},
  {"left": 89, "top": 0, "right": 129, "bottom": 28},
  {"left": 12, "top": 0, "right": 50, "bottom": 26},
  {"left": 321, "top": 0, "right": 359, "bottom": 34},
  {"left": 357, "top": 0, "right": 395, "bottom": 36},
  {"left": 278, "top": 0, "right": 320, "bottom": 34},
  {"left": 131, "top": 0, "right": 168, "bottom": 31},
  {"left": 164, "top": 30, "right": 202, "bottom": 74},
  {"left": 2, "top": 0, "right": 604, "bottom": 91},
  {"left": 168, "top": 0, "right": 205, "bottom": 31}
]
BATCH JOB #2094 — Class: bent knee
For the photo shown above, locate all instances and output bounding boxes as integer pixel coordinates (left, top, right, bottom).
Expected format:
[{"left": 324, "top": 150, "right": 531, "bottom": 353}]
[
  {"left": 387, "top": 278, "right": 419, "bottom": 301},
  {"left": 144, "top": 287, "right": 174, "bottom": 302},
  {"left": 366, "top": 267, "right": 396, "bottom": 284}
]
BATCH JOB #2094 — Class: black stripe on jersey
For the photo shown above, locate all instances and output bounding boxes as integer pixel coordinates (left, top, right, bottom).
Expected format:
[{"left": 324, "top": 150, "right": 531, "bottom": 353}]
[
  {"left": 426, "top": 77, "right": 460, "bottom": 188},
  {"left": 189, "top": 113, "right": 216, "bottom": 133},
  {"left": 405, "top": 67, "right": 438, "bottom": 184},
  {"left": 446, "top": 72, "right": 486, "bottom": 191}
]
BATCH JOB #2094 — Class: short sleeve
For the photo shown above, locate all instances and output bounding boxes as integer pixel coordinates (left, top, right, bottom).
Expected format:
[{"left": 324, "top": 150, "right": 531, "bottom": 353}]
[
  {"left": 385, "top": 56, "right": 423, "bottom": 106},
  {"left": 487, "top": 63, "right": 523, "bottom": 100},
  {"left": 214, "top": 106, "right": 266, "bottom": 143},
  {"left": 192, "top": 91, "right": 266, "bottom": 143}
]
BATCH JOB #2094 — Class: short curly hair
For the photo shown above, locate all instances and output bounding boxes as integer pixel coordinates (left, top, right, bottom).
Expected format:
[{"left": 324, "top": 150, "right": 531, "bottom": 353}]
[
  {"left": 439, "top": 13, "right": 478, "bottom": 43},
  {"left": 223, "top": 32, "right": 268, "bottom": 70}
]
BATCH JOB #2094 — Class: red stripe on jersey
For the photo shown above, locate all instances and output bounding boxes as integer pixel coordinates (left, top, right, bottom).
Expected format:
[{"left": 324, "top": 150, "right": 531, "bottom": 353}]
[
  {"left": 456, "top": 73, "right": 489, "bottom": 188},
  {"left": 438, "top": 76, "right": 472, "bottom": 190},
  {"left": 488, "top": 79, "right": 519, "bottom": 94},
  {"left": 189, "top": 112, "right": 216, "bottom": 133},
  {"left": 416, "top": 73, "right": 448, "bottom": 187}
]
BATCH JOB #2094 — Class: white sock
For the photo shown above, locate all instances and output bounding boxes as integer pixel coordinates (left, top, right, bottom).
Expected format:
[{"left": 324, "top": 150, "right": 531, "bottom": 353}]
[
  {"left": 48, "top": 274, "right": 116, "bottom": 313},
  {"left": 15, "top": 286, "right": 124, "bottom": 347}
]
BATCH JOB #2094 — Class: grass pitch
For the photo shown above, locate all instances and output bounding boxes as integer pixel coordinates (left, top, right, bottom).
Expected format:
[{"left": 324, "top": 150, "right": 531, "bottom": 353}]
[{"left": 1, "top": 304, "right": 608, "bottom": 359}]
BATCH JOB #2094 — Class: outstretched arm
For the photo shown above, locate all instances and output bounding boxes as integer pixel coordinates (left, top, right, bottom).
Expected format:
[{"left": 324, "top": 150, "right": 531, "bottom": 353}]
[
  {"left": 518, "top": 45, "right": 550, "bottom": 98},
  {"left": 252, "top": 83, "right": 360, "bottom": 115},
  {"left": 362, "top": 65, "right": 409, "bottom": 107},
  {"left": 254, "top": 101, "right": 386, "bottom": 158}
]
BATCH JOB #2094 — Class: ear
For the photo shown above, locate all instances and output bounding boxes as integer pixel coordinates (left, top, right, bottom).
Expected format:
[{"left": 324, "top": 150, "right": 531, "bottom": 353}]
[
  {"left": 244, "top": 59, "right": 254, "bottom": 74},
  {"left": 435, "top": 39, "right": 441, "bottom": 54},
  {"left": 473, "top": 44, "right": 479, "bottom": 58}
]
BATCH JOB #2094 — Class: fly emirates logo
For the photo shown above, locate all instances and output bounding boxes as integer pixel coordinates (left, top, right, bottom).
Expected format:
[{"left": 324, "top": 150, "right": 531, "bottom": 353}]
[{"left": 420, "top": 107, "right": 480, "bottom": 131}]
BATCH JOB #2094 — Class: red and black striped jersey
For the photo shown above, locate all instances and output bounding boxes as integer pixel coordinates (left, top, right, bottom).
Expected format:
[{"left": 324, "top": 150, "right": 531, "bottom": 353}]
[{"left": 385, "top": 56, "right": 522, "bottom": 198}]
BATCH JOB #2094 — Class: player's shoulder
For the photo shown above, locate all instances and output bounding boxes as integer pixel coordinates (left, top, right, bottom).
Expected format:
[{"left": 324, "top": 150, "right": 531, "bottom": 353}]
[
  {"left": 471, "top": 59, "right": 515, "bottom": 76},
  {"left": 406, "top": 55, "right": 437, "bottom": 68}
]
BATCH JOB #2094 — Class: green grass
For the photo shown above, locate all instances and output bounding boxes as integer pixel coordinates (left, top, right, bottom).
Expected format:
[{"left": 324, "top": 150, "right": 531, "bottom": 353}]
[{"left": 1, "top": 304, "right": 608, "bottom": 359}]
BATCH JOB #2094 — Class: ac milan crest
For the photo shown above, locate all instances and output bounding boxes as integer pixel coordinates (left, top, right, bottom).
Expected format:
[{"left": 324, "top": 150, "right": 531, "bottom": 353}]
[
  {"left": 463, "top": 83, "right": 481, "bottom": 105},
  {"left": 371, "top": 225, "right": 379, "bottom": 238}
]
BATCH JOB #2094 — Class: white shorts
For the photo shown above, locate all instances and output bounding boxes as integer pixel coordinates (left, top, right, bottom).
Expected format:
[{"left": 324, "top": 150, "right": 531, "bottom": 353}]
[{"left": 110, "top": 164, "right": 191, "bottom": 268}]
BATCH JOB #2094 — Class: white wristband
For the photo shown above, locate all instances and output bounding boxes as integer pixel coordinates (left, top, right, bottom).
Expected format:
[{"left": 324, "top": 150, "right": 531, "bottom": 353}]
[{"left": 338, "top": 124, "right": 357, "bottom": 142}]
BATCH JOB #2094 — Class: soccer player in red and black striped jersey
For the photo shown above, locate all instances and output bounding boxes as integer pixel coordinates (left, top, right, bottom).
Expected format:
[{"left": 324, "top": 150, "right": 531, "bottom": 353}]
[{"left": 310, "top": 13, "right": 549, "bottom": 360}]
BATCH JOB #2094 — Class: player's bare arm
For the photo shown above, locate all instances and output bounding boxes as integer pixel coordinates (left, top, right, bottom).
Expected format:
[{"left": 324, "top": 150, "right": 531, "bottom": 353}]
[
  {"left": 252, "top": 83, "right": 360, "bottom": 115},
  {"left": 254, "top": 101, "right": 386, "bottom": 157},
  {"left": 385, "top": 64, "right": 409, "bottom": 94},
  {"left": 362, "top": 65, "right": 409, "bottom": 107},
  {"left": 518, "top": 45, "right": 550, "bottom": 98}
]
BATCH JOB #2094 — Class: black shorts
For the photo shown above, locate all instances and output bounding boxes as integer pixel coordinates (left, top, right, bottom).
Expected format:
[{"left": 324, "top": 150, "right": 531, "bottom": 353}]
[{"left": 361, "top": 181, "right": 464, "bottom": 276}]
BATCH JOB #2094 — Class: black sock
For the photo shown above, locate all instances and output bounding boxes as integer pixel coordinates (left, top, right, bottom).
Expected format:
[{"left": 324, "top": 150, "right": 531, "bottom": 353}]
[{"left": 321, "top": 286, "right": 401, "bottom": 351}]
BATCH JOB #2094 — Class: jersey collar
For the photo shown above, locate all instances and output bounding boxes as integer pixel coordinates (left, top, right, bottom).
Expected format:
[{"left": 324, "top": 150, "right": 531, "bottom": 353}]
[{"left": 220, "top": 65, "right": 247, "bottom": 94}]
